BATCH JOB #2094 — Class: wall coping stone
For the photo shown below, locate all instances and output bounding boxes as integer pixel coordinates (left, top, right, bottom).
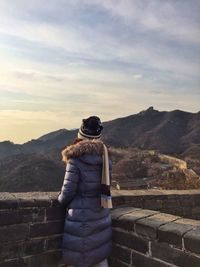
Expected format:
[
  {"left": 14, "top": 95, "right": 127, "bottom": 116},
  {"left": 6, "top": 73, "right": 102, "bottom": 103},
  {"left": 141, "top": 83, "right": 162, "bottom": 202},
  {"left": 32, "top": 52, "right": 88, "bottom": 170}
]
[
  {"left": 112, "top": 189, "right": 200, "bottom": 196},
  {"left": 111, "top": 206, "right": 200, "bottom": 266},
  {"left": 1, "top": 189, "right": 200, "bottom": 208},
  {"left": 0, "top": 191, "right": 200, "bottom": 267}
]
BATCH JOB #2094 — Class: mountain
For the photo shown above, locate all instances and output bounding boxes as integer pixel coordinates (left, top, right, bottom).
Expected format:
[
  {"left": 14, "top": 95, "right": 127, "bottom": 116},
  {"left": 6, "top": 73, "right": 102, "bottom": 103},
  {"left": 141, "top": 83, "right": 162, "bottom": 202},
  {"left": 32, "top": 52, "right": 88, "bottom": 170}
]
[
  {"left": 0, "top": 147, "right": 199, "bottom": 192},
  {"left": 0, "top": 141, "right": 21, "bottom": 159},
  {"left": 103, "top": 107, "right": 200, "bottom": 155},
  {"left": 21, "top": 128, "right": 78, "bottom": 154},
  {"left": 0, "top": 153, "right": 65, "bottom": 192},
  {"left": 0, "top": 129, "right": 78, "bottom": 159},
  {"left": 38, "top": 129, "right": 68, "bottom": 141},
  {"left": 0, "top": 107, "right": 199, "bottom": 192},
  {"left": 0, "top": 107, "right": 199, "bottom": 158}
]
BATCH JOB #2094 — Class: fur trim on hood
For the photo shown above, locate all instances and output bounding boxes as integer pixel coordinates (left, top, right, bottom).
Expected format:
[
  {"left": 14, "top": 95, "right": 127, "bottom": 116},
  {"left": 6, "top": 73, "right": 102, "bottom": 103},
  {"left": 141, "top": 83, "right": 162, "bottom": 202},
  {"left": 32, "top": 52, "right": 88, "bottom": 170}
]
[{"left": 62, "top": 139, "right": 105, "bottom": 163}]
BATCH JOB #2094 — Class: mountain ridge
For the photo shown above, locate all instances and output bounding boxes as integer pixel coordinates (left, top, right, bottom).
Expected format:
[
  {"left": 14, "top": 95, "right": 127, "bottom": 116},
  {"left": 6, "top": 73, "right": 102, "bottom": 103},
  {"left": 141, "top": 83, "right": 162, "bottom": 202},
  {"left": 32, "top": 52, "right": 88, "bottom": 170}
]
[
  {"left": 0, "top": 107, "right": 199, "bottom": 192},
  {"left": 0, "top": 107, "right": 199, "bottom": 159}
]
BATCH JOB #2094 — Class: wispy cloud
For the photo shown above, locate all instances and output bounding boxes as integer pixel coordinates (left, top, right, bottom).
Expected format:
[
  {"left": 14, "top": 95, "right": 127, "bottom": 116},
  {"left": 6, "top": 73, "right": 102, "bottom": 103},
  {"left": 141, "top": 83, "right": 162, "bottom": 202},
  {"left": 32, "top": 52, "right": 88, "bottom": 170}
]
[
  {"left": 133, "top": 74, "right": 142, "bottom": 80},
  {"left": 0, "top": 0, "right": 199, "bottom": 143}
]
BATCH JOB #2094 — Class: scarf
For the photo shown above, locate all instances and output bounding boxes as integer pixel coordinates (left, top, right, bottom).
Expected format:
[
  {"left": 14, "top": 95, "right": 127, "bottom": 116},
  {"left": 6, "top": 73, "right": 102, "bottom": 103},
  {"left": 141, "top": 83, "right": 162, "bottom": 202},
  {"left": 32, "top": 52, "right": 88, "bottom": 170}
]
[{"left": 101, "top": 144, "right": 113, "bottom": 209}]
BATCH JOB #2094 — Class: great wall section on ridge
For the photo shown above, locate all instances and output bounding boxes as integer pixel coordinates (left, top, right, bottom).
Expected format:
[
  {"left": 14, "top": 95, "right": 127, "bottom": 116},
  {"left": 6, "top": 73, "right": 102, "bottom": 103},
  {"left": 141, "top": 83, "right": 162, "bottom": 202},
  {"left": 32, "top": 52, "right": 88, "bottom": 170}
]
[
  {"left": 0, "top": 190, "right": 200, "bottom": 267},
  {"left": 112, "top": 152, "right": 200, "bottom": 190},
  {"left": 158, "top": 153, "right": 199, "bottom": 179}
]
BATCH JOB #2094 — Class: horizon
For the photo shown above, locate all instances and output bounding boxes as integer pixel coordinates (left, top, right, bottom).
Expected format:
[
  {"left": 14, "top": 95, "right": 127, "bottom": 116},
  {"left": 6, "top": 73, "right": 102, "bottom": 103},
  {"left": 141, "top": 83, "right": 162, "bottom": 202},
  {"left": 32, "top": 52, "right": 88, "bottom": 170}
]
[
  {"left": 0, "top": 1, "right": 200, "bottom": 143},
  {"left": 1, "top": 106, "right": 199, "bottom": 145}
]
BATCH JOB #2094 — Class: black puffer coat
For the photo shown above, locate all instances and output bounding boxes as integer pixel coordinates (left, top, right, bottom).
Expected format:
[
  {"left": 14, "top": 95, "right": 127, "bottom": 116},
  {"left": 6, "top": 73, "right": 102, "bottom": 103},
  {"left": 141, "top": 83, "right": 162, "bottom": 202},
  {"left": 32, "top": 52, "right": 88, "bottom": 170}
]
[{"left": 58, "top": 140, "right": 112, "bottom": 267}]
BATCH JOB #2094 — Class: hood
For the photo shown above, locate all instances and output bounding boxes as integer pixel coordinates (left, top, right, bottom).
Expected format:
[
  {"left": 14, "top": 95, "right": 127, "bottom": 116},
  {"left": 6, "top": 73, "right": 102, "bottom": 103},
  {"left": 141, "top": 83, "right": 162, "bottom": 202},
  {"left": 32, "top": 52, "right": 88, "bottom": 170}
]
[
  {"left": 79, "top": 154, "right": 103, "bottom": 165},
  {"left": 62, "top": 139, "right": 104, "bottom": 164}
]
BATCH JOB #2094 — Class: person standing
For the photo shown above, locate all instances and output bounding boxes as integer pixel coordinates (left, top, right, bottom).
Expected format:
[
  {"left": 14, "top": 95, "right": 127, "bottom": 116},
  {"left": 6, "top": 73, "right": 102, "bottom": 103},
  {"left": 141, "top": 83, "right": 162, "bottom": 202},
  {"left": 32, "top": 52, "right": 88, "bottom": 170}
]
[{"left": 58, "top": 116, "right": 112, "bottom": 267}]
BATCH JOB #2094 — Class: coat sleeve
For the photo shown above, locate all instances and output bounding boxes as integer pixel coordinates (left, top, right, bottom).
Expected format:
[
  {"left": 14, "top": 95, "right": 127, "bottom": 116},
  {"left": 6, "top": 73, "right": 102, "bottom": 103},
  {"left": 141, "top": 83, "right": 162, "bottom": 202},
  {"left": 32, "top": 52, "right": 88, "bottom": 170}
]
[{"left": 57, "top": 159, "right": 79, "bottom": 206}]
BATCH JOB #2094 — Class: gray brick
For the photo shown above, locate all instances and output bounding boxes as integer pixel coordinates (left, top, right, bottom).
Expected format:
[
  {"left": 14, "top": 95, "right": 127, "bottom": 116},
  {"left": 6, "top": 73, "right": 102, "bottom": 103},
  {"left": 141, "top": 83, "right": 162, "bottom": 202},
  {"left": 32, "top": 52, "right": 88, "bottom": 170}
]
[
  {"left": 151, "top": 241, "right": 200, "bottom": 267},
  {"left": 0, "top": 242, "right": 22, "bottom": 261},
  {"left": 111, "top": 207, "right": 141, "bottom": 220},
  {"left": 30, "top": 220, "right": 64, "bottom": 238},
  {"left": 0, "top": 238, "right": 47, "bottom": 261},
  {"left": 108, "top": 257, "right": 130, "bottom": 267},
  {"left": 184, "top": 228, "right": 200, "bottom": 254},
  {"left": 179, "top": 197, "right": 194, "bottom": 207},
  {"left": 11, "top": 192, "right": 52, "bottom": 207},
  {"left": 131, "top": 249, "right": 176, "bottom": 267},
  {"left": 0, "top": 208, "right": 45, "bottom": 226},
  {"left": 158, "top": 219, "right": 195, "bottom": 248},
  {"left": 193, "top": 195, "right": 200, "bottom": 205},
  {"left": 23, "top": 250, "right": 62, "bottom": 267},
  {"left": 112, "top": 209, "right": 159, "bottom": 231},
  {"left": 0, "top": 224, "right": 29, "bottom": 243},
  {"left": 111, "top": 244, "right": 131, "bottom": 264},
  {"left": 0, "top": 258, "right": 24, "bottom": 267},
  {"left": 23, "top": 238, "right": 46, "bottom": 256},
  {"left": 46, "top": 207, "right": 66, "bottom": 221},
  {"left": 112, "top": 228, "right": 148, "bottom": 253},
  {"left": 192, "top": 206, "right": 200, "bottom": 216},
  {"left": 143, "top": 199, "right": 162, "bottom": 210},
  {"left": 0, "top": 193, "right": 18, "bottom": 209},
  {"left": 177, "top": 218, "right": 200, "bottom": 227},
  {"left": 112, "top": 195, "right": 143, "bottom": 208},
  {"left": 135, "top": 213, "right": 179, "bottom": 240},
  {"left": 47, "top": 235, "right": 63, "bottom": 250}
]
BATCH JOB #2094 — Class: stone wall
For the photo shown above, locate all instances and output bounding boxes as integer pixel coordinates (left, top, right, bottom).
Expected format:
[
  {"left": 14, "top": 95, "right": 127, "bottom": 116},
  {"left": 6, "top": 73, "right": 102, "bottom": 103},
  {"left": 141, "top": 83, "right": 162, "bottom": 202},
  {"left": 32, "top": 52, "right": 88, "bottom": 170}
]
[
  {"left": 0, "top": 192, "right": 64, "bottom": 267},
  {"left": 158, "top": 154, "right": 187, "bottom": 170},
  {"left": 0, "top": 190, "right": 200, "bottom": 267},
  {"left": 110, "top": 207, "right": 200, "bottom": 267},
  {"left": 112, "top": 189, "right": 200, "bottom": 220}
]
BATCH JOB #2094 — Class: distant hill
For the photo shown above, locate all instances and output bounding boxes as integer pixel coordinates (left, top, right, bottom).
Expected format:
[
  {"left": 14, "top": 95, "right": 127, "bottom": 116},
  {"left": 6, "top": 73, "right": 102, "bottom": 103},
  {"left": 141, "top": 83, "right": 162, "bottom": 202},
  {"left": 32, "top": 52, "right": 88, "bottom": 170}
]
[
  {"left": 0, "top": 107, "right": 199, "bottom": 158},
  {"left": 0, "top": 147, "right": 199, "bottom": 192},
  {"left": 0, "top": 107, "right": 199, "bottom": 192},
  {"left": 0, "top": 141, "right": 22, "bottom": 158},
  {"left": 0, "top": 153, "right": 65, "bottom": 192},
  {"left": 0, "top": 129, "right": 78, "bottom": 159},
  {"left": 103, "top": 107, "right": 200, "bottom": 155}
]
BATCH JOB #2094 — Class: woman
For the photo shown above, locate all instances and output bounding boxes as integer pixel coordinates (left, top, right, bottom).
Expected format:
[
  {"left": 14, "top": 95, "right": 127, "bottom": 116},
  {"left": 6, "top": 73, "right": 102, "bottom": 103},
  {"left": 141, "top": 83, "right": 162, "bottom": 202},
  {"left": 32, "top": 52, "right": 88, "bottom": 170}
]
[{"left": 57, "top": 116, "right": 112, "bottom": 267}]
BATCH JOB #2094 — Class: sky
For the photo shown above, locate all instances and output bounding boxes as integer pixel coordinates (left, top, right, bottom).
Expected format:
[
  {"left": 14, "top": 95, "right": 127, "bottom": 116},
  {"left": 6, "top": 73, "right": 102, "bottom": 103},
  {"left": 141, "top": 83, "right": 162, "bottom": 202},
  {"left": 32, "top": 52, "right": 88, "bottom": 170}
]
[{"left": 0, "top": 0, "right": 199, "bottom": 143}]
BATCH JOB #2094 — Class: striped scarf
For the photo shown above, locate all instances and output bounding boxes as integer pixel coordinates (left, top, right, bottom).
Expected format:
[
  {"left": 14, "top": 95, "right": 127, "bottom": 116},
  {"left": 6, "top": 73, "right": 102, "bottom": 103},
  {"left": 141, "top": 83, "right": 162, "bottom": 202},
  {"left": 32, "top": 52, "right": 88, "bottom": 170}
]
[{"left": 101, "top": 144, "right": 113, "bottom": 209}]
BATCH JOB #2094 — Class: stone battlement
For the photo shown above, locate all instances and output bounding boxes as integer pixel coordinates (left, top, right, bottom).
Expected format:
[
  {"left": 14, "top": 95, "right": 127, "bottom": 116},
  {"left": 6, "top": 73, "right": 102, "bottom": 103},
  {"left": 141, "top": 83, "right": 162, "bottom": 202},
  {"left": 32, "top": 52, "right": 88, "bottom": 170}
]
[
  {"left": 111, "top": 206, "right": 200, "bottom": 267},
  {"left": 158, "top": 154, "right": 187, "bottom": 170},
  {"left": 0, "top": 190, "right": 200, "bottom": 267},
  {"left": 112, "top": 189, "right": 200, "bottom": 220}
]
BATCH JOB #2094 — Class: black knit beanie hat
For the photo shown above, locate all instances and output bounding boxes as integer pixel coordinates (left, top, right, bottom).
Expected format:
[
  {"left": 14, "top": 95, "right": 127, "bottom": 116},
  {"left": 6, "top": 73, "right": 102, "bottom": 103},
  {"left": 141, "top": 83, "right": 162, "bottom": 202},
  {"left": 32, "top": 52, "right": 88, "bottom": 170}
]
[{"left": 78, "top": 116, "right": 103, "bottom": 139}]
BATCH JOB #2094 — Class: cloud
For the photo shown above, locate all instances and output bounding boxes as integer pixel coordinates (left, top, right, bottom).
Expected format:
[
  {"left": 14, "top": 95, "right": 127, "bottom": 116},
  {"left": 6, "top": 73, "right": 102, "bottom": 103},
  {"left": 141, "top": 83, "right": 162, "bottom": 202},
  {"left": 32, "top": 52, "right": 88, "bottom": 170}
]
[
  {"left": 133, "top": 74, "right": 142, "bottom": 79},
  {"left": 0, "top": 0, "right": 199, "bottom": 87},
  {"left": 90, "top": 0, "right": 200, "bottom": 45},
  {"left": 0, "top": 0, "right": 199, "bottom": 142}
]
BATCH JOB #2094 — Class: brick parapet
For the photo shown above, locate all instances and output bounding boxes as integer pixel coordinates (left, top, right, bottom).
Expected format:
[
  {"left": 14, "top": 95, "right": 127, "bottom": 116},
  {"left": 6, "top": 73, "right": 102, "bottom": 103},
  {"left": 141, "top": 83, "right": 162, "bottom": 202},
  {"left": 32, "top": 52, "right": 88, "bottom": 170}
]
[
  {"left": 0, "top": 191, "right": 200, "bottom": 267},
  {"left": 110, "top": 207, "right": 200, "bottom": 267},
  {"left": 112, "top": 189, "right": 200, "bottom": 220},
  {"left": 0, "top": 192, "right": 64, "bottom": 267}
]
